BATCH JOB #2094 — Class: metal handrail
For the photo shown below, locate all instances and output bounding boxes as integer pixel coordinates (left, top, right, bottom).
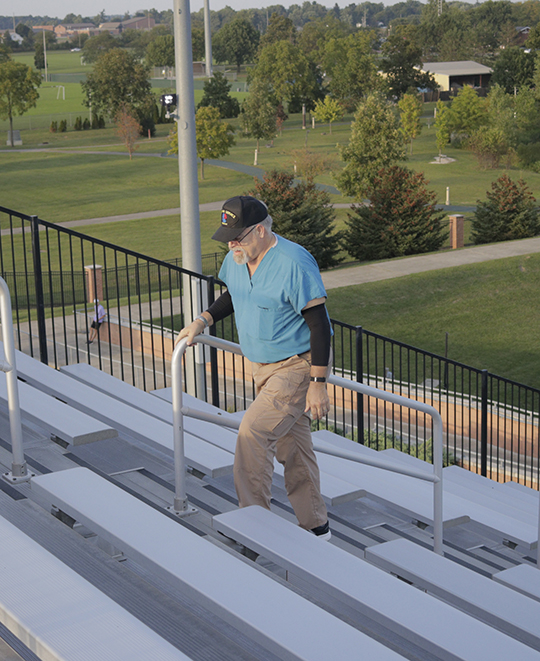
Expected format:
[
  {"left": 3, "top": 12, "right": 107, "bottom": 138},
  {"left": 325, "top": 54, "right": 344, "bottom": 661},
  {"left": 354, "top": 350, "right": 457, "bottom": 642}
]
[
  {"left": 172, "top": 335, "right": 445, "bottom": 554},
  {"left": 0, "top": 277, "right": 29, "bottom": 484}
]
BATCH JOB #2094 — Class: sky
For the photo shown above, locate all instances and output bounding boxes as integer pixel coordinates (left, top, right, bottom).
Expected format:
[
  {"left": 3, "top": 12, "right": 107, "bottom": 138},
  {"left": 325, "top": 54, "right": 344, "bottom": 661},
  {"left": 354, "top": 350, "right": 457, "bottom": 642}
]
[{"left": 12, "top": 0, "right": 411, "bottom": 21}]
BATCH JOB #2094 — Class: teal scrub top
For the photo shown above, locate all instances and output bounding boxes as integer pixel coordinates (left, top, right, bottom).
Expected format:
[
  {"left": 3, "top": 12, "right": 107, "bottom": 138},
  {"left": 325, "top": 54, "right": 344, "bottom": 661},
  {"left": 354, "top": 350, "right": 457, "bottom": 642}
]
[{"left": 218, "top": 235, "right": 328, "bottom": 363}]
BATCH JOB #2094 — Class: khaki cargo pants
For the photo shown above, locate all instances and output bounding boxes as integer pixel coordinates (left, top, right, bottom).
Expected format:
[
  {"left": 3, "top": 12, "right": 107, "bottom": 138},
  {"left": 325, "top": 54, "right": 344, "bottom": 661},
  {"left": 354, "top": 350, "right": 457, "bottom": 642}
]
[{"left": 233, "top": 351, "right": 328, "bottom": 531}]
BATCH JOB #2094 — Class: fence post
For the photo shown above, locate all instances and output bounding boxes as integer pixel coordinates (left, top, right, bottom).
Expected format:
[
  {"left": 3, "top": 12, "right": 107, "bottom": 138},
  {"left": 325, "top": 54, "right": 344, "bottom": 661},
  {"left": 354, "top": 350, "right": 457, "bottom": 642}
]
[
  {"left": 356, "top": 326, "right": 364, "bottom": 444},
  {"left": 480, "top": 369, "right": 489, "bottom": 477},
  {"left": 30, "top": 216, "right": 48, "bottom": 365},
  {"left": 207, "top": 277, "right": 220, "bottom": 408}
]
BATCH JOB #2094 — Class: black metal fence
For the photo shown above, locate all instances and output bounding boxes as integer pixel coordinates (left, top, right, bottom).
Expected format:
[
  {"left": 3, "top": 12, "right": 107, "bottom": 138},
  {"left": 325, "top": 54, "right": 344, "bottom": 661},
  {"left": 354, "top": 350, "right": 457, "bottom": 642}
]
[{"left": 0, "top": 204, "right": 538, "bottom": 488}]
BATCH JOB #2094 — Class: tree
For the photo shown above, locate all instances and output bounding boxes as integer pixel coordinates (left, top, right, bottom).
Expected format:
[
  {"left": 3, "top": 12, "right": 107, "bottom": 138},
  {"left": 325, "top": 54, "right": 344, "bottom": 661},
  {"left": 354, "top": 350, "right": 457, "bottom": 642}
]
[
  {"left": 146, "top": 34, "right": 175, "bottom": 67},
  {"left": 197, "top": 72, "right": 239, "bottom": 118},
  {"left": 248, "top": 170, "right": 342, "bottom": 269},
  {"left": 259, "top": 13, "right": 297, "bottom": 51},
  {"left": 448, "top": 85, "right": 487, "bottom": 140},
  {"left": 169, "top": 106, "right": 235, "bottom": 179},
  {"left": 115, "top": 104, "right": 142, "bottom": 160},
  {"left": 312, "top": 96, "right": 344, "bottom": 134},
  {"left": 0, "top": 60, "right": 41, "bottom": 147},
  {"left": 467, "top": 126, "right": 510, "bottom": 169},
  {"left": 398, "top": 93, "right": 423, "bottom": 154},
  {"left": 34, "top": 42, "right": 45, "bottom": 71},
  {"left": 240, "top": 80, "right": 277, "bottom": 156},
  {"left": 434, "top": 100, "right": 451, "bottom": 158},
  {"left": 342, "top": 165, "right": 446, "bottom": 261},
  {"left": 82, "top": 32, "right": 117, "bottom": 64},
  {"left": 380, "top": 29, "right": 437, "bottom": 99},
  {"left": 471, "top": 175, "right": 540, "bottom": 244},
  {"left": 81, "top": 49, "right": 153, "bottom": 123},
  {"left": 322, "top": 32, "right": 379, "bottom": 111},
  {"left": 250, "top": 40, "right": 317, "bottom": 107},
  {"left": 492, "top": 47, "right": 536, "bottom": 94},
  {"left": 192, "top": 26, "right": 205, "bottom": 61},
  {"left": 212, "top": 18, "right": 259, "bottom": 73},
  {"left": 335, "top": 92, "right": 406, "bottom": 201}
]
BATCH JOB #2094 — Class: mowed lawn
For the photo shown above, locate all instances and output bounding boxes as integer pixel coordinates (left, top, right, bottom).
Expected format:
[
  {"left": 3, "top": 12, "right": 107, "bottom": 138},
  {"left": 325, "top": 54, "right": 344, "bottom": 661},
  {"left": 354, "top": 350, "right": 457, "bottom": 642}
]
[{"left": 326, "top": 252, "right": 540, "bottom": 389}]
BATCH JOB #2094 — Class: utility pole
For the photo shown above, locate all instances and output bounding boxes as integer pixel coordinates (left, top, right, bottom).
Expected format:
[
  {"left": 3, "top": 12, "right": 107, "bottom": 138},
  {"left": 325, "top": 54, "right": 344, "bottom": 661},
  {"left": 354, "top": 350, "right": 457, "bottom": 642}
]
[
  {"left": 173, "top": 0, "right": 205, "bottom": 394},
  {"left": 203, "top": 0, "right": 212, "bottom": 77}
]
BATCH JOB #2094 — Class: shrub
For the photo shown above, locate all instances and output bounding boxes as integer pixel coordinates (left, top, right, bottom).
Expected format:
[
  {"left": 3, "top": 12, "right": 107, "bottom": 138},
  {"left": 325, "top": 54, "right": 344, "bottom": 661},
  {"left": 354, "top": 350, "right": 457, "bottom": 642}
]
[
  {"left": 98, "top": 114, "right": 105, "bottom": 129},
  {"left": 471, "top": 174, "right": 540, "bottom": 244},
  {"left": 342, "top": 165, "right": 447, "bottom": 261},
  {"left": 49, "top": 120, "right": 57, "bottom": 133},
  {"left": 91, "top": 113, "right": 99, "bottom": 129},
  {"left": 248, "top": 169, "right": 342, "bottom": 269},
  {"left": 82, "top": 118, "right": 91, "bottom": 130},
  {"left": 58, "top": 119, "right": 67, "bottom": 133},
  {"left": 74, "top": 116, "right": 82, "bottom": 130}
]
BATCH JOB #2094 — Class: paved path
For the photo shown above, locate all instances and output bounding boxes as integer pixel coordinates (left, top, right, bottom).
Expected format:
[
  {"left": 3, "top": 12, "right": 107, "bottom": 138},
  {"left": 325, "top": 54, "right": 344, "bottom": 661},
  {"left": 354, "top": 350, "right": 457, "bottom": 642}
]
[{"left": 321, "top": 236, "right": 540, "bottom": 290}]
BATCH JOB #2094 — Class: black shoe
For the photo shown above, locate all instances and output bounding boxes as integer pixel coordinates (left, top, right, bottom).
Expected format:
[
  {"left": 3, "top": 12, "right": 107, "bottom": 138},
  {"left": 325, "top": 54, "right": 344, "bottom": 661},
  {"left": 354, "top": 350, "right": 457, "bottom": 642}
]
[{"left": 311, "top": 520, "right": 331, "bottom": 541}]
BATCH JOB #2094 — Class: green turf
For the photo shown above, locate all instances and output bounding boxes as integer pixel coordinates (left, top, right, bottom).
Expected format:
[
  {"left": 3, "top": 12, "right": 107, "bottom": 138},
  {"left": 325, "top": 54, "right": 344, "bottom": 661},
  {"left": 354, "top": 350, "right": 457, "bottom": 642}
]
[
  {"left": 326, "top": 252, "right": 540, "bottom": 389},
  {"left": 11, "top": 50, "right": 92, "bottom": 74}
]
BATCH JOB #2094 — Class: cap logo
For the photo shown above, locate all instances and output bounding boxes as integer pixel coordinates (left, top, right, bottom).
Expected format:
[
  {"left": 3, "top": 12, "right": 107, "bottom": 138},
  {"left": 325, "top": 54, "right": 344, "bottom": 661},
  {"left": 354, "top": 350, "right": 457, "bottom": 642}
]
[{"left": 221, "top": 210, "right": 236, "bottom": 225}]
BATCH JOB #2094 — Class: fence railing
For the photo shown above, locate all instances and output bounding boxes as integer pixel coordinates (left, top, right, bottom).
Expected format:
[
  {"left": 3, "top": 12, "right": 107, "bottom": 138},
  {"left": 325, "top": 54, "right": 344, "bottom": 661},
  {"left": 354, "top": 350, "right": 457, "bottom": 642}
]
[{"left": 0, "top": 204, "right": 538, "bottom": 489}]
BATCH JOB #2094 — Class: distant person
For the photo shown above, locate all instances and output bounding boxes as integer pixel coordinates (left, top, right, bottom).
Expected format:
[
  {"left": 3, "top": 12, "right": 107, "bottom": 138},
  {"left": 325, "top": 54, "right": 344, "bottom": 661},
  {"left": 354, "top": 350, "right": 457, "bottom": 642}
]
[
  {"left": 176, "top": 196, "right": 332, "bottom": 539},
  {"left": 88, "top": 300, "right": 106, "bottom": 344}
]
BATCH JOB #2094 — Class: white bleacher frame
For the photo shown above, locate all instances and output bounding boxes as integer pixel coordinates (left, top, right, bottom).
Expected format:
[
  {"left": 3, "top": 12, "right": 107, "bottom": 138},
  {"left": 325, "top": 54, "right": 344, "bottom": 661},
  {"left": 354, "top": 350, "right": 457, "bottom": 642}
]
[
  {"left": 0, "top": 276, "right": 29, "bottom": 484},
  {"left": 173, "top": 335, "right": 446, "bottom": 554}
]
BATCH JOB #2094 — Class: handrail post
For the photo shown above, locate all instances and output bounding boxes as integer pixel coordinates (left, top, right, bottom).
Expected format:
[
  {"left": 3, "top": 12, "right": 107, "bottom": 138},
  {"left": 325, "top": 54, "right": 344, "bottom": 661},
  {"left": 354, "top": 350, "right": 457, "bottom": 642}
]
[
  {"left": 432, "top": 412, "right": 444, "bottom": 555},
  {"left": 169, "top": 337, "right": 197, "bottom": 516},
  {"left": 0, "top": 277, "right": 32, "bottom": 484},
  {"left": 30, "top": 215, "right": 48, "bottom": 365},
  {"left": 480, "top": 369, "right": 488, "bottom": 477}
]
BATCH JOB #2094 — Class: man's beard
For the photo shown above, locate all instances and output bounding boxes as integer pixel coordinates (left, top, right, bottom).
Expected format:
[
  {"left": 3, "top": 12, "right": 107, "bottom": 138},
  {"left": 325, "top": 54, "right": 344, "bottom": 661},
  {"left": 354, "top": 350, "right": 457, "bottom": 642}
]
[{"left": 231, "top": 246, "right": 249, "bottom": 265}]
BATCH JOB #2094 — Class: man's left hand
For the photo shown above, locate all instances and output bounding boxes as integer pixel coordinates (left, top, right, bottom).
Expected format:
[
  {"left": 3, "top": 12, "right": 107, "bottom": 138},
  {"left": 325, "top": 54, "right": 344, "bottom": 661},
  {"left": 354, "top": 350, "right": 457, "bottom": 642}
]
[{"left": 305, "top": 382, "right": 330, "bottom": 420}]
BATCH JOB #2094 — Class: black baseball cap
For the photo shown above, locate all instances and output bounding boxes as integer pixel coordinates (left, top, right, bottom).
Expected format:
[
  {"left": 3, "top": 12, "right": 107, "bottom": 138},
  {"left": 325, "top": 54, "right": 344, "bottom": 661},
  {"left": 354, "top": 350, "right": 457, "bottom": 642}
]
[{"left": 211, "top": 196, "right": 268, "bottom": 243}]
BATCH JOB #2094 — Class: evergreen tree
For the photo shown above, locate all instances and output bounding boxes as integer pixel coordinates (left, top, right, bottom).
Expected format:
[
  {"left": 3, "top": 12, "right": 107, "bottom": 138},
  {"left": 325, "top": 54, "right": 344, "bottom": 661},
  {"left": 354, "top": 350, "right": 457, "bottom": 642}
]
[
  {"left": 248, "top": 169, "right": 342, "bottom": 269},
  {"left": 472, "top": 175, "right": 540, "bottom": 244},
  {"left": 335, "top": 92, "right": 406, "bottom": 201},
  {"left": 343, "top": 165, "right": 446, "bottom": 261},
  {"left": 197, "top": 72, "right": 240, "bottom": 119}
]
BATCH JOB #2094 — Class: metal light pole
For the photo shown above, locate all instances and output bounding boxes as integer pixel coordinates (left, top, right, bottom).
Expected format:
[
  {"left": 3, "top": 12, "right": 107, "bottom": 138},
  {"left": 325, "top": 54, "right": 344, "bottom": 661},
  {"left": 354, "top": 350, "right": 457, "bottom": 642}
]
[
  {"left": 203, "top": 0, "right": 213, "bottom": 77},
  {"left": 173, "top": 0, "right": 205, "bottom": 395}
]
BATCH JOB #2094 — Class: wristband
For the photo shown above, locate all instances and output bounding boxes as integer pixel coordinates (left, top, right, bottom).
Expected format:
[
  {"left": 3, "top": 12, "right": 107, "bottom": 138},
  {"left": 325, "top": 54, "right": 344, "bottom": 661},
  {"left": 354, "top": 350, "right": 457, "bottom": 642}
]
[
  {"left": 195, "top": 315, "right": 209, "bottom": 328},
  {"left": 310, "top": 376, "right": 326, "bottom": 383}
]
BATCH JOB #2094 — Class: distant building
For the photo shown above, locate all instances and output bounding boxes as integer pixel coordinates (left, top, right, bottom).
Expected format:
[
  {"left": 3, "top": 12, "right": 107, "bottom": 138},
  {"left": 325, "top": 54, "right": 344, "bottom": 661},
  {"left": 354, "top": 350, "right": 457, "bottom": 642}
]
[
  {"left": 3, "top": 30, "right": 23, "bottom": 44},
  {"left": 99, "top": 16, "right": 155, "bottom": 35},
  {"left": 32, "top": 25, "right": 55, "bottom": 33},
  {"left": 54, "top": 23, "right": 98, "bottom": 39},
  {"left": 420, "top": 61, "right": 492, "bottom": 92}
]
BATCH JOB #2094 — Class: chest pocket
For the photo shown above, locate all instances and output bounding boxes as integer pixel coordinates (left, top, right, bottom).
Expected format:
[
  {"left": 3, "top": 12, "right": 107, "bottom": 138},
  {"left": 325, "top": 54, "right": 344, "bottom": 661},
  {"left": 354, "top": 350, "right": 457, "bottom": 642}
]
[{"left": 258, "top": 306, "right": 287, "bottom": 341}]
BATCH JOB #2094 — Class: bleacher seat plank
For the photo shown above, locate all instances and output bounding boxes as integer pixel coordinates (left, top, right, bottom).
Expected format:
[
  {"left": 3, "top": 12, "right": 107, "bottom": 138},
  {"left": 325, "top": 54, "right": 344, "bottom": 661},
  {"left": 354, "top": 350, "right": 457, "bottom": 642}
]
[
  {"left": 62, "top": 364, "right": 364, "bottom": 506},
  {"left": 365, "top": 538, "right": 540, "bottom": 651},
  {"left": 213, "top": 505, "right": 540, "bottom": 661},
  {"left": 31, "top": 467, "right": 404, "bottom": 661},
  {"left": 1, "top": 346, "right": 233, "bottom": 478},
  {"left": 0, "top": 514, "right": 190, "bottom": 661},
  {"left": 493, "top": 564, "right": 540, "bottom": 602},
  {"left": 444, "top": 466, "right": 539, "bottom": 515},
  {"left": 0, "top": 372, "right": 117, "bottom": 446},
  {"left": 151, "top": 386, "right": 245, "bottom": 422}
]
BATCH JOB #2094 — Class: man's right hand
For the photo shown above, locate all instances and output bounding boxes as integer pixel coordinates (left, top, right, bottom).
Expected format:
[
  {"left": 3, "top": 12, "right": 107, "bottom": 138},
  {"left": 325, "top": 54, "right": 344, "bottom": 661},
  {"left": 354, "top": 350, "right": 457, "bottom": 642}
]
[{"left": 174, "top": 318, "right": 205, "bottom": 348}]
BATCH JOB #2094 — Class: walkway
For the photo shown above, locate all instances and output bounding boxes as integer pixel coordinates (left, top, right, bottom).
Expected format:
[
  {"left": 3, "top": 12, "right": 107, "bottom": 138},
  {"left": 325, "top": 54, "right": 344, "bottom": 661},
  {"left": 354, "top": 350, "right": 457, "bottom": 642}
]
[{"left": 321, "top": 236, "right": 540, "bottom": 290}]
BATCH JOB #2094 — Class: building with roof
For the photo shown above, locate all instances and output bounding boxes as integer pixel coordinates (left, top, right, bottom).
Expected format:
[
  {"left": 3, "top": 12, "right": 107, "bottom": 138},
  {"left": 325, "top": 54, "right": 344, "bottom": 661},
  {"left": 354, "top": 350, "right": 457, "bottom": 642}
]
[
  {"left": 99, "top": 16, "right": 155, "bottom": 34},
  {"left": 420, "top": 61, "right": 493, "bottom": 91}
]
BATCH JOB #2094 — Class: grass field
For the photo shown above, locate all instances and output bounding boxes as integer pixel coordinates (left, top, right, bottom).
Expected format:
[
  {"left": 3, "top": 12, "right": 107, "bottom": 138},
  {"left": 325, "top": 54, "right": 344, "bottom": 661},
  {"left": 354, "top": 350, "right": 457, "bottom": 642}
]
[{"left": 326, "top": 252, "right": 540, "bottom": 389}]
